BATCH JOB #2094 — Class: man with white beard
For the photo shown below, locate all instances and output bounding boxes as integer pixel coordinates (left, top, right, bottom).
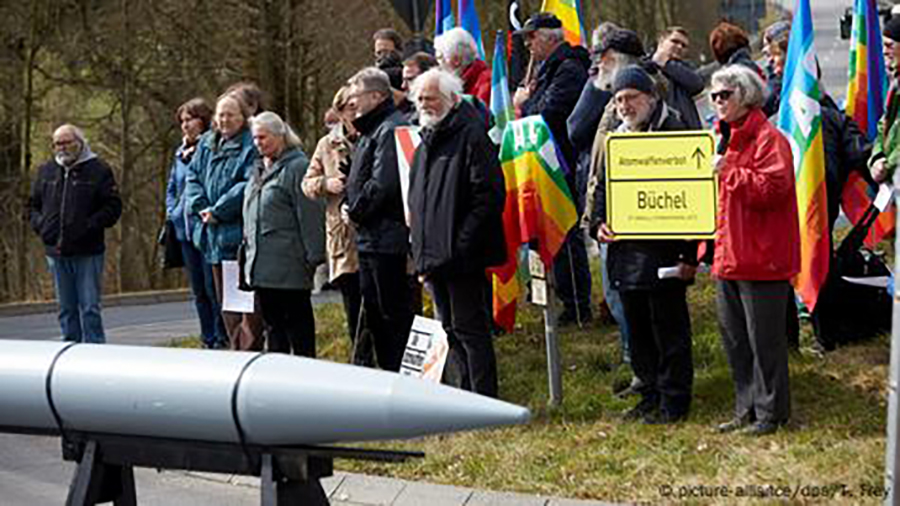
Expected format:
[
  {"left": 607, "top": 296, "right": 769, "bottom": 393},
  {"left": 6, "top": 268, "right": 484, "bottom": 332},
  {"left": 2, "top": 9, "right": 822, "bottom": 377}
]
[
  {"left": 407, "top": 69, "right": 506, "bottom": 398},
  {"left": 588, "top": 65, "right": 697, "bottom": 424}
]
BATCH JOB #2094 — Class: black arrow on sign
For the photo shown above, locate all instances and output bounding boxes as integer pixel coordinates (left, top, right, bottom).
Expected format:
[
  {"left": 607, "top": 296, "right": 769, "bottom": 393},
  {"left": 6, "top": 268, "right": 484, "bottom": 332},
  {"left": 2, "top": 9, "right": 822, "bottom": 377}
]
[{"left": 692, "top": 147, "right": 706, "bottom": 170}]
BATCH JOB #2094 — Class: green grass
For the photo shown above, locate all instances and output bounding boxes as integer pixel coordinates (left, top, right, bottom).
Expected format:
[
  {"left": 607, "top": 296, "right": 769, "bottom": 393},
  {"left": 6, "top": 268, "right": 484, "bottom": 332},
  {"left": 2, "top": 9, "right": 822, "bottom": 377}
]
[{"left": 168, "top": 273, "right": 892, "bottom": 504}]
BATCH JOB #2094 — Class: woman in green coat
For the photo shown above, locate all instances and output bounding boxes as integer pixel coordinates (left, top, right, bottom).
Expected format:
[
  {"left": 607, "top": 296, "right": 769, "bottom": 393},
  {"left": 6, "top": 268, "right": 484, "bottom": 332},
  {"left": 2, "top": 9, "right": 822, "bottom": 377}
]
[{"left": 243, "top": 112, "right": 325, "bottom": 356}]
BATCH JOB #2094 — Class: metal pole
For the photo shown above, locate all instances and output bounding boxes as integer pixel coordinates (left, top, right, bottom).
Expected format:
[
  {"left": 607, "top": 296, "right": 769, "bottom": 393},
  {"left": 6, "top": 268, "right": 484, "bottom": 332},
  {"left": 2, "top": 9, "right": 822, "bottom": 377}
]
[
  {"left": 544, "top": 274, "right": 563, "bottom": 406},
  {"left": 886, "top": 173, "right": 900, "bottom": 506},
  {"left": 411, "top": 0, "right": 421, "bottom": 34}
]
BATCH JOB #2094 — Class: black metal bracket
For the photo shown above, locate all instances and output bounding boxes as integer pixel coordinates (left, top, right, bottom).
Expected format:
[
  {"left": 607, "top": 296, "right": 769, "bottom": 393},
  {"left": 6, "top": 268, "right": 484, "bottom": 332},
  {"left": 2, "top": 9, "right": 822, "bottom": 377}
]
[{"left": 58, "top": 431, "right": 423, "bottom": 506}]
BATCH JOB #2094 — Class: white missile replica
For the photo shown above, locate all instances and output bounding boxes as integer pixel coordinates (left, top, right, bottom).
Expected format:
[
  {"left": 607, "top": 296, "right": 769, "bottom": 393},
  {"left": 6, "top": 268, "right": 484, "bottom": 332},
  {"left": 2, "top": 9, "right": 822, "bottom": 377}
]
[{"left": 0, "top": 340, "right": 530, "bottom": 444}]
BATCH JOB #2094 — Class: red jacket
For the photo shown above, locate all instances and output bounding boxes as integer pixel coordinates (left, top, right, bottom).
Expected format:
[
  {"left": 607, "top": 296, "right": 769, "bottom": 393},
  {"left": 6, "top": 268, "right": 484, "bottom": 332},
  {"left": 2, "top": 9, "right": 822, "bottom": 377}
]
[
  {"left": 712, "top": 108, "right": 800, "bottom": 281},
  {"left": 461, "top": 59, "right": 491, "bottom": 108}
]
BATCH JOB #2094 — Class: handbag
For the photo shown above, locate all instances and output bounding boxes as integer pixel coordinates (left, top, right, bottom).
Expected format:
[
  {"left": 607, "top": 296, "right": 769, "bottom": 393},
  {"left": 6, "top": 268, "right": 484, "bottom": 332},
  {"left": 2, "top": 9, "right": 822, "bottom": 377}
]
[{"left": 158, "top": 220, "right": 184, "bottom": 269}]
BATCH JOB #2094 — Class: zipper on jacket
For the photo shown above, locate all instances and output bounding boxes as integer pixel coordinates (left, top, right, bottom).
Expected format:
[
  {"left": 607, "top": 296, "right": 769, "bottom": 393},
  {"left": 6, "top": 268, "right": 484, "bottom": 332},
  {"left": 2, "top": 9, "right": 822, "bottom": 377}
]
[{"left": 57, "top": 167, "right": 69, "bottom": 253}]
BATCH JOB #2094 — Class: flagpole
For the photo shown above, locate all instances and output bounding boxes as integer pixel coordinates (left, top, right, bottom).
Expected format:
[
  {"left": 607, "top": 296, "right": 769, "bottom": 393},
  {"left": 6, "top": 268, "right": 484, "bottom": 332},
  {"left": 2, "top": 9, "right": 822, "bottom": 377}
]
[
  {"left": 544, "top": 274, "right": 563, "bottom": 406},
  {"left": 885, "top": 171, "right": 900, "bottom": 505}
]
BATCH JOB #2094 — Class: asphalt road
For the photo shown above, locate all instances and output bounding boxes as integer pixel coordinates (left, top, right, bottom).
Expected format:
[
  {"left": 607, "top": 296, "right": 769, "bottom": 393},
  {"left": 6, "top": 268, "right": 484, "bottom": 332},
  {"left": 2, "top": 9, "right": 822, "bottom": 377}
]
[{"left": 0, "top": 292, "right": 340, "bottom": 345}]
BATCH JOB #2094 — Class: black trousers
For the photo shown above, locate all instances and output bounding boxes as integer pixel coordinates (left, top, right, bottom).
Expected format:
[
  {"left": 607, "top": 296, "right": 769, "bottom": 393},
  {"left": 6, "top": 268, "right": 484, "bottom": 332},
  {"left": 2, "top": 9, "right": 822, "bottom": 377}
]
[
  {"left": 430, "top": 272, "right": 498, "bottom": 398},
  {"left": 358, "top": 252, "right": 413, "bottom": 372},
  {"left": 620, "top": 282, "right": 693, "bottom": 417},
  {"left": 335, "top": 272, "right": 362, "bottom": 343},
  {"left": 256, "top": 288, "right": 315, "bottom": 358}
]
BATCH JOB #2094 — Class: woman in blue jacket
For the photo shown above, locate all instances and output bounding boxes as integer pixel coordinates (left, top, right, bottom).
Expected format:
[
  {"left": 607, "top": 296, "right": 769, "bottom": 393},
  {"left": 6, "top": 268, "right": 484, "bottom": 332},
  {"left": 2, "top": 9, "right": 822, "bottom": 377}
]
[
  {"left": 165, "top": 98, "right": 226, "bottom": 349},
  {"left": 184, "top": 93, "right": 263, "bottom": 350}
]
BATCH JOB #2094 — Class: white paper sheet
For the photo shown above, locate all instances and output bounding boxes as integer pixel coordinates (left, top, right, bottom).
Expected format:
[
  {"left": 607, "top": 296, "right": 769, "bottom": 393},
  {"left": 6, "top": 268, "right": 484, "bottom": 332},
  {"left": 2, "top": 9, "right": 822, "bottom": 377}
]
[
  {"left": 222, "top": 260, "right": 255, "bottom": 313},
  {"left": 658, "top": 266, "right": 681, "bottom": 279},
  {"left": 400, "top": 316, "right": 449, "bottom": 383},
  {"left": 874, "top": 184, "right": 894, "bottom": 212}
]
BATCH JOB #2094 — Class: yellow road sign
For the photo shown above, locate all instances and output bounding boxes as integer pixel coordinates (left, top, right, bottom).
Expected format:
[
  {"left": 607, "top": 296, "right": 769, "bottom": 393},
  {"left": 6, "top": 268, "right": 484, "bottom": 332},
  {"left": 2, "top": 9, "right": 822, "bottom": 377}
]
[{"left": 605, "top": 130, "right": 717, "bottom": 239}]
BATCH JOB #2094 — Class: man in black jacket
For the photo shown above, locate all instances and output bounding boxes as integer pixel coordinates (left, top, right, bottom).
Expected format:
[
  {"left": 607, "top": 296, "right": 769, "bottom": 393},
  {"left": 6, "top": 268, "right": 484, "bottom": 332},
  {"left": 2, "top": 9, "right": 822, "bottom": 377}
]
[
  {"left": 514, "top": 12, "right": 593, "bottom": 327},
  {"left": 29, "top": 124, "right": 122, "bottom": 343},
  {"left": 345, "top": 67, "right": 413, "bottom": 372},
  {"left": 589, "top": 66, "right": 696, "bottom": 424},
  {"left": 408, "top": 69, "right": 506, "bottom": 397}
]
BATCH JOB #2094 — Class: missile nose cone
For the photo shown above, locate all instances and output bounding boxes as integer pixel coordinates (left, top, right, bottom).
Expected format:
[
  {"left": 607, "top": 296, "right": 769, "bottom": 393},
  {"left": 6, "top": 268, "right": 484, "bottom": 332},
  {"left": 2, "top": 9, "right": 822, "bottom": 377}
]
[{"left": 386, "top": 374, "right": 532, "bottom": 433}]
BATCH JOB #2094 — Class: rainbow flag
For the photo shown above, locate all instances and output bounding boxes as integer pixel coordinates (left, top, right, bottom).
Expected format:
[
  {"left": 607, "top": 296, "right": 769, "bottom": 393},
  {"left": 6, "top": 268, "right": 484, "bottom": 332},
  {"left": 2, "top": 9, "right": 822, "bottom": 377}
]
[
  {"left": 489, "top": 30, "right": 514, "bottom": 144},
  {"left": 841, "top": 172, "right": 896, "bottom": 248},
  {"left": 458, "top": 0, "right": 486, "bottom": 59},
  {"left": 491, "top": 116, "right": 577, "bottom": 331},
  {"left": 435, "top": 0, "right": 455, "bottom": 36},
  {"left": 776, "top": 0, "right": 829, "bottom": 312},
  {"left": 846, "top": 0, "right": 888, "bottom": 141},
  {"left": 540, "top": 0, "right": 585, "bottom": 47}
]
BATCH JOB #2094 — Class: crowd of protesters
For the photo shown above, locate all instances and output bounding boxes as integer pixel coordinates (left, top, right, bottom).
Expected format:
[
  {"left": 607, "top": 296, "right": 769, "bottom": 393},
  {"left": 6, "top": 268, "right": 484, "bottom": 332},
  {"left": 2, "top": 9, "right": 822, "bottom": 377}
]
[{"left": 30, "top": 10, "right": 900, "bottom": 437}]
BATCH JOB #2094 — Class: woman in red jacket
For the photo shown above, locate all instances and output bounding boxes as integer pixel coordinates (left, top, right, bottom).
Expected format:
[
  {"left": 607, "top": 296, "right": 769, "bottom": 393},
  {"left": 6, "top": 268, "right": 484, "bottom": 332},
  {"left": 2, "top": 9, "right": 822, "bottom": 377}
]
[{"left": 710, "top": 64, "right": 800, "bottom": 437}]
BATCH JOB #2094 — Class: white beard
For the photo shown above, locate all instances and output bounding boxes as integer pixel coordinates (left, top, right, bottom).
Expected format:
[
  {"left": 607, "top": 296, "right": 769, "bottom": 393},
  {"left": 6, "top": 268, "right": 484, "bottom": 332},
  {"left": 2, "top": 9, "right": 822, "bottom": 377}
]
[{"left": 419, "top": 108, "right": 449, "bottom": 129}]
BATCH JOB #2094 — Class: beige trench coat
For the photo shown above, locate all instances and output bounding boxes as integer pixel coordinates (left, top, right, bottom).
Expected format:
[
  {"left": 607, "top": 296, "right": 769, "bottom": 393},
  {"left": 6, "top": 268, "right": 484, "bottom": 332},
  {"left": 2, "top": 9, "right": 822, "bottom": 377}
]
[{"left": 302, "top": 132, "right": 358, "bottom": 282}]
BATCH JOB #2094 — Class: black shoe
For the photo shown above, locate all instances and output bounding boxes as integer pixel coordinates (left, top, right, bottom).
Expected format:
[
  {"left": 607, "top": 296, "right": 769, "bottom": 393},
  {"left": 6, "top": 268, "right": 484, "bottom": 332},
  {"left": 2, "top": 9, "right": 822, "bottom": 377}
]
[
  {"left": 622, "top": 397, "right": 658, "bottom": 421},
  {"left": 643, "top": 410, "right": 687, "bottom": 425},
  {"left": 740, "top": 420, "right": 783, "bottom": 437}
]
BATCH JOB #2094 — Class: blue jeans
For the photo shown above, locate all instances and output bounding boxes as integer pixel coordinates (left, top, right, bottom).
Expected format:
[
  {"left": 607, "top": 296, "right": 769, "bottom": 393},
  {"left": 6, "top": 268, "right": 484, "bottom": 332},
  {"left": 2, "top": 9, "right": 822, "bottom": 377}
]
[
  {"left": 180, "top": 239, "right": 226, "bottom": 348},
  {"left": 47, "top": 254, "right": 106, "bottom": 343},
  {"left": 600, "top": 243, "right": 631, "bottom": 363}
]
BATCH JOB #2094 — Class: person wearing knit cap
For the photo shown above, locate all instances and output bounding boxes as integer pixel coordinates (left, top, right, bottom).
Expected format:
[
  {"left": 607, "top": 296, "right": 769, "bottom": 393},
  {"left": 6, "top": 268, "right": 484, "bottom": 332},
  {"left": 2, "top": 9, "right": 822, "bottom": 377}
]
[
  {"left": 870, "top": 16, "right": 900, "bottom": 184},
  {"left": 588, "top": 63, "right": 697, "bottom": 425}
]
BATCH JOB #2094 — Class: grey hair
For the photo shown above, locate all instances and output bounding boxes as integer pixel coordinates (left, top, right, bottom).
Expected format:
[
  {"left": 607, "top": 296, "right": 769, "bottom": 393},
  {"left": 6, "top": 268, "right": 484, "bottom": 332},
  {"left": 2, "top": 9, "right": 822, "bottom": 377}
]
[
  {"left": 710, "top": 64, "right": 768, "bottom": 109},
  {"left": 53, "top": 124, "right": 87, "bottom": 144},
  {"left": 538, "top": 27, "right": 565, "bottom": 44},
  {"left": 434, "top": 27, "right": 478, "bottom": 66},
  {"left": 347, "top": 67, "right": 391, "bottom": 97},
  {"left": 409, "top": 68, "right": 463, "bottom": 105},
  {"left": 250, "top": 111, "right": 302, "bottom": 148},
  {"left": 591, "top": 22, "right": 620, "bottom": 50}
]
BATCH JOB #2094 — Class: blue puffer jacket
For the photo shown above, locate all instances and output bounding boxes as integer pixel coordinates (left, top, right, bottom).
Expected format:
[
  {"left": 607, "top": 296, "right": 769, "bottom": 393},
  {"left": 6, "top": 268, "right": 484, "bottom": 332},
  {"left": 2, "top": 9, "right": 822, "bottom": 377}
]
[{"left": 184, "top": 128, "right": 257, "bottom": 264}]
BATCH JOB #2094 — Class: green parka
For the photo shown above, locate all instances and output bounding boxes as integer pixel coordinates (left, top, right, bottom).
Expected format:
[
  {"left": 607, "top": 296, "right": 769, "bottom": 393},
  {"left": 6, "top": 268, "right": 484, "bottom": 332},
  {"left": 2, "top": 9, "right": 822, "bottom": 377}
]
[{"left": 242, "top": 147, "right": 325, "bottom": 290}]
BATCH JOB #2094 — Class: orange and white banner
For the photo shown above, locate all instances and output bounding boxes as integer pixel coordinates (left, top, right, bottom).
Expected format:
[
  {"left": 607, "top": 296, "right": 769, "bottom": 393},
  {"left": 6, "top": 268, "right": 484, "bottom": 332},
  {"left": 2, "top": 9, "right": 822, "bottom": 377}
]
[{"left": 395, "top": 126, "right": 422, "bottom": 219}]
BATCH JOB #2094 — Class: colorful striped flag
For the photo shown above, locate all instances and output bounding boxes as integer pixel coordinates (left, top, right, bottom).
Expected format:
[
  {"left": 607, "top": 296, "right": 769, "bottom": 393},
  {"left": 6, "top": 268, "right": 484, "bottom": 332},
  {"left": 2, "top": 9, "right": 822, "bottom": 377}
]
[
  {"left": 846, "top": 0, "right": 888, "bottom": 141},
  {"left": 458, "top": 0, "right": 486, "bottom": 59},
  {"left": 435, "top": 0, "right": 455, "bottom": 37},
  {"left": 490, "top": 116, "right": 578, "bottom": 331},
  {"left": 841, "top": 172, "right": 896, "bottom": 248},
  {"left": 776, "top": 0, "right": 829, "bottom": 312},
  {"left": 540, "top": 0, "right": 585, "bottom": 47},
  {"left": 489, "top": 30, "right": 514, "bottom": 144}
]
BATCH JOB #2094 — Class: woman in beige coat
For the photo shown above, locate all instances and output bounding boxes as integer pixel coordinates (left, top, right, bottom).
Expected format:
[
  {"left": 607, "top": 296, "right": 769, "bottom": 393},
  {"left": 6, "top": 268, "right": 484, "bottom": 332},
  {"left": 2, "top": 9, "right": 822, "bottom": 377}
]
[{"left": 302, "top": 87, "right": 361, "bottom": 344}]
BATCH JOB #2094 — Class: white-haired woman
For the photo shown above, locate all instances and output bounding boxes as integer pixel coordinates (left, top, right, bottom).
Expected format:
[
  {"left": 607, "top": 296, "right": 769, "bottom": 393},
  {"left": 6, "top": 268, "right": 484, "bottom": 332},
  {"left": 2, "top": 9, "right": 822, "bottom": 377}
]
[
  {"left": 184, "top": 92, "right": 264, "bottom": 351},
  {"left": 243, "top": 112, "right": 325, "bottom": 357},
  {"left": 710, "top": 64, "right": 799, "bottom": 436},
  {"left": 434, "top": 27, "right": 490, "bottom": 106}
]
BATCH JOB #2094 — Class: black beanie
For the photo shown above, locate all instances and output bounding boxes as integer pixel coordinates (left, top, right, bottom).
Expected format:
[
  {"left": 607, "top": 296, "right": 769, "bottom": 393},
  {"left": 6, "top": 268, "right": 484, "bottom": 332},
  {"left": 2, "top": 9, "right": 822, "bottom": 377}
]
[
  {"left": 885, "top": 16, "right": 900, "bottom": 43},
  {"left": 612, "top": 65, "right": 655, "bottom": 95}
]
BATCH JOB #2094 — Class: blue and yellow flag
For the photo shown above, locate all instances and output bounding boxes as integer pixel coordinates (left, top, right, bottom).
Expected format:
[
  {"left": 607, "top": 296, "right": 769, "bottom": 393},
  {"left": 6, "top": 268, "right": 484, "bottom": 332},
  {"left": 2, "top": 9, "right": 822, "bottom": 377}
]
[{"left": 776, "top": 0, "right": 829, "bottom": 312}]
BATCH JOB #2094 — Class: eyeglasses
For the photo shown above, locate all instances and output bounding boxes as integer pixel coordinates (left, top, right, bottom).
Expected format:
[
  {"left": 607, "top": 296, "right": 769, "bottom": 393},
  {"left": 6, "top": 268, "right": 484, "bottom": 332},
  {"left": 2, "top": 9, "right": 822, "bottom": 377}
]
[{"left": 710, "top": 89, "right": 735, "bottom": 102}]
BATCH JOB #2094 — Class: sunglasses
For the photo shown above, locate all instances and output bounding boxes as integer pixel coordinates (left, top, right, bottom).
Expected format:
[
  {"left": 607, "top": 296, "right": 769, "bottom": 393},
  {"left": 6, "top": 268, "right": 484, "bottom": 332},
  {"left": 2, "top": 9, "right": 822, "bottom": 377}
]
[{"left": 710, "top": 89, "right": 735, "bottom": 102}]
